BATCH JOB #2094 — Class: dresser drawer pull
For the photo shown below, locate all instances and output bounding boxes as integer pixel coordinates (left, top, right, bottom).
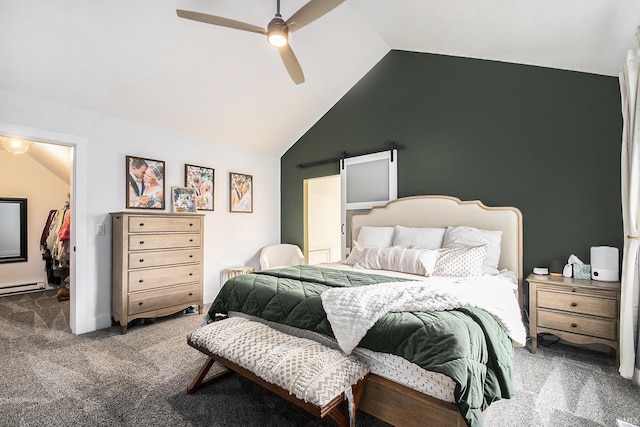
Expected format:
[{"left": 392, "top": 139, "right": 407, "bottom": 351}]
[
  {"left": 189, "top": 239, "right": 194, "bottom": 242},
  {"left": 571, "top": 302, "right": 577, "bottom": 307},
  {"left": 138, "top": 279, "right": 144, "bottom": 283},
  {"left": 190, "top": 223, "right": 194, "bottom": 227},
  {"left": 139, "top": 241, "right": 145, "bottom": 245},
  {"left": 189, "top": 255, "right": 194, "bottom": 258},
  {"left": 139, "top": 223, "right": 145, "bottom": 227},
  {"left": 571, "top": 288, "right": 576, "bottom": 292},
  {"left": 189, "top": 273, "right": 193, "bottom": 276},
  {"left": 571, "top": 323, "right": 577, "bottom": 328},
  {"left": 189, "top": 292, "right": 193, "bottom": 296},
  {"left": 139, "top": 259, "right": 144, "bottom": 263},
  {"left": 138, "top": 302, "right": 144, "bottom": 306}
]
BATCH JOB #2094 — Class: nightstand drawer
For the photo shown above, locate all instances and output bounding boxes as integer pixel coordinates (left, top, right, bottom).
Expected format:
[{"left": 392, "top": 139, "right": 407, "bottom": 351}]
[
  {"left": 128, "top": 233, "right": 201, "bottom": 250},
  {"left": 128, "top": 249, "right": 201, "bottom": 269},
  {"left": 128, "top": 216, "right": 201, "bottom": 233},
  {"left": 129, "top": 264, "right": 201, "bottom": 292},
  {"left": 537, "top": 290, "right": 617, "bottom": 318},
  {"left": 538, "top": 310, "right": 617, "bottom": 341},
  {"left": 128, "top": 284, "right": 200, "bottom": 315}
]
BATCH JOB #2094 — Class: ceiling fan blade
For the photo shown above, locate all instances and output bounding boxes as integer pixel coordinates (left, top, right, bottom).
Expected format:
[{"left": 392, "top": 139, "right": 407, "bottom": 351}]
[
  {"left": 278, "top": 45, "right": 305, "bottom": 85},
  {"left": 176, "top": 9, "right": 266, "bottom": 35},
  {"left": 285, "top": 0, "right": 344, "bottom": 33}
]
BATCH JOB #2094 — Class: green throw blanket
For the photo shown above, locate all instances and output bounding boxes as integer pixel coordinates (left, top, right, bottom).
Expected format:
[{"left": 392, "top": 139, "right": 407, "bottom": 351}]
[{"left": 208, "top": 265, "right": 515, "bottom": 427}]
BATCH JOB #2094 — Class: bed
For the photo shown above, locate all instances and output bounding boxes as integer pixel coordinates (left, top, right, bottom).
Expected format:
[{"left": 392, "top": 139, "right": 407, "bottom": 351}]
[{"left": 206, "top": 195, "right": 525, "bottom": 427}]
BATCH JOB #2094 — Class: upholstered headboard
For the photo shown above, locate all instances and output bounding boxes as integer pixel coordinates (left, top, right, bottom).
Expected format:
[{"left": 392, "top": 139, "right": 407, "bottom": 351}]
[{"left": 350, "top": 195, "right": 523, "bottom": 280}]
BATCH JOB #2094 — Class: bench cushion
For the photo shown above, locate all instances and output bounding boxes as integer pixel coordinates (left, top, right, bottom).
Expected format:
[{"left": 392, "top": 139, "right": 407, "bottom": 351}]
[{"left": 188, "top": 317, "right": 369, "bottom": 408}]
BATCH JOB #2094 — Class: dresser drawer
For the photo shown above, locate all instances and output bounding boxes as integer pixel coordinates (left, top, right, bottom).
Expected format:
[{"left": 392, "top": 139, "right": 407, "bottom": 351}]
[
  {"left": 128, "top": 233, "right": 201, "bottom": 251},
  {"left": 128, "top": 283, "right": 200, "bottom": 316},
  {"left": 537, "top": 309, "right": 617, "bottom": 341},
  {"left": 537, "top": 290, "right": 617, "bottom": 318},
  {"left": 129, "top": 264, "right": 201, "bottom": 292},
  {"left": 128, "top": 216, "right": 201, "bottom": 233},
  {"left": 128, "top": 249, "right": 201, "bottom": 269}
]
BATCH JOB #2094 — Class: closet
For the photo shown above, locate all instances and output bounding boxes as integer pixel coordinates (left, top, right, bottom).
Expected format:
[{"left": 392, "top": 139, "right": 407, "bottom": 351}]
[
  {"left": 40, "top": 197, "right": 71, "bottom": 300},
  {"left": 0, "top": 141, "right": 72, "bottom": 299}
]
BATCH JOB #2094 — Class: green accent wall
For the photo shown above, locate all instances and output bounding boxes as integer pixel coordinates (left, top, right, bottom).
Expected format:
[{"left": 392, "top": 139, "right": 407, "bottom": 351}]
[{"left": 281, "top": 50, "right": 623, "bottom": 277}]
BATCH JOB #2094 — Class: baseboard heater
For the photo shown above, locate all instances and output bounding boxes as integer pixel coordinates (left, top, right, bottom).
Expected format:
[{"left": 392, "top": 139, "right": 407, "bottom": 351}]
[{"left": 0, "top": 281, "right": 46, "bottom": 296}]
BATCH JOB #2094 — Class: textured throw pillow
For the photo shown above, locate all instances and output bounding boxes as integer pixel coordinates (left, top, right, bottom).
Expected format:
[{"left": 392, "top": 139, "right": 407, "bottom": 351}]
[
  {"left": 392, "top": 226, "right": 446, "bottom": 249},
  {"left": 432, "top": 245, "right": 488, "bottom": 277},
  {"left": 341, "top": 241, "right": 370, "bottom": 266},
  {"left": 442, "top": 226, "right": 502, "bottom": 275},
  {"left": 356, "top": 226, "right": 395, "bottom": 248},
  {"left": 355, "top": 245, "right": 439, "bottom": 276}
]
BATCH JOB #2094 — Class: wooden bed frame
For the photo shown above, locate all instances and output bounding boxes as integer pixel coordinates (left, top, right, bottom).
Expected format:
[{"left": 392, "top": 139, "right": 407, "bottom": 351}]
[{"left": 349, "top": 195, "right": 523, "bottom": 427}]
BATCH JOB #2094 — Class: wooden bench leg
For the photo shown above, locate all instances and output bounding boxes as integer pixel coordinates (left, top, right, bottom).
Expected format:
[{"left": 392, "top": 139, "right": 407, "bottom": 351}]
[
  {"left": 187, "top": 356, "right": 234, "bottom": 394},
  {"left": 326, "top": 376, "right": 369, "bottom": 427}
]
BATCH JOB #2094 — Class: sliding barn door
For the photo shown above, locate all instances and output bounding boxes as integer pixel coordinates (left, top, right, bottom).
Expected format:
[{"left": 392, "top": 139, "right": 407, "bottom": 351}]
[{"left": 340, "top": 150, "right": 397, "bottom": 258}]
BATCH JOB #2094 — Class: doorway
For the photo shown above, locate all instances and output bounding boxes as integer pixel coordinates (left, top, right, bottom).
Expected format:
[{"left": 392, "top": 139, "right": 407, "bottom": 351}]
[
  {"left": 0, "top": 138, "right": 71, "bottom": 328},
  {"left": 0, "top": 122, "right": 88, "bottom": 334},
  {"left": 303, "top": 175, "right": 341, "bottom": 264}
]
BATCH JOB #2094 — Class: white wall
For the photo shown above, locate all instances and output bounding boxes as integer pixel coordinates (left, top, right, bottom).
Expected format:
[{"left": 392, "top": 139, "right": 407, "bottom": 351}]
[
  {"left": 307, "top": 175, "right": 341, "bottom": 263},
  {"left": 0, "top": 151, "right": 70, "bottom": 287},
  {"left": 0, "top": 89, "right": 281, "bottom": 333}
]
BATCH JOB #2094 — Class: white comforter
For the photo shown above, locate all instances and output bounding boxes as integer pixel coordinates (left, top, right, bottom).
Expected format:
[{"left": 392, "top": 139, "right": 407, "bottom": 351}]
[{"left": 320, "top": 274, "right": 527, "bottom": 354}]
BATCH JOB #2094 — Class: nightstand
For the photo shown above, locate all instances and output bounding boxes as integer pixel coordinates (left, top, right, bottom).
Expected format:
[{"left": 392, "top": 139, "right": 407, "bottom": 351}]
[
  {"left": 226, "top": 266, "right": 255, "bottom": 279},
  {"left": 527, "top": 273, "right": 620, "bottom": 364}
]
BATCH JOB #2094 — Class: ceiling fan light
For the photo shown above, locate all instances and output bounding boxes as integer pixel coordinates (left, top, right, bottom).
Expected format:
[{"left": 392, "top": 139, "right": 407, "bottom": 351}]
[
  {"left": 2, "top": 137, "right": 30, "bottom": 155},
  {"left": 267, "top": 15, "right": 288, "bottom": 47}
]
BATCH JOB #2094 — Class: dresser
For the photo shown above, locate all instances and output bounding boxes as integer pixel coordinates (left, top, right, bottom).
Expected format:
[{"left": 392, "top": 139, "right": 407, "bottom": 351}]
[
  {"left": 111, "top": 212, "right": 204, "bottom": 334},
  {"left": 527, "top": 273, "right": 620, "bottom": 364}
]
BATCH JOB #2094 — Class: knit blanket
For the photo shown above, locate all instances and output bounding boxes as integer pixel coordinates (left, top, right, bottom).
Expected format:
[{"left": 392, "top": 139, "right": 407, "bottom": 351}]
[{"left": 321, "top": 275, "right": 526, "bottom": 355}]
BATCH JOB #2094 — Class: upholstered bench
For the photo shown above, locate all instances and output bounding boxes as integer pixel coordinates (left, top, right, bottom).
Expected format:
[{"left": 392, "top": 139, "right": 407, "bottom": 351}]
[{"left": 187, "top": 317, "right": 370, "bottom": 427}]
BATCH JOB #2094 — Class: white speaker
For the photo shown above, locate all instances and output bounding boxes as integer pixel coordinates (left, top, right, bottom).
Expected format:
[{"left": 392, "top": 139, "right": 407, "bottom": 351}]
[{"left": 590, "top": 246, "right": 619, "bottom": 282}]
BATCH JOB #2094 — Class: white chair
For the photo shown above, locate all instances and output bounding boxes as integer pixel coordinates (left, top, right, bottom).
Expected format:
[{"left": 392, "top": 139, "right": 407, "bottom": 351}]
[{"left": 259, "top": 244, "right": 305, "bottom": 270}]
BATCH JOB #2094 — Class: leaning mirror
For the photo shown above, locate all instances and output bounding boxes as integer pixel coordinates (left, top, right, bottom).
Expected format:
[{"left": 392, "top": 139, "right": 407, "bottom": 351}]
[{"left": 0, "top": 198, "right": 27, "bottom": 263}]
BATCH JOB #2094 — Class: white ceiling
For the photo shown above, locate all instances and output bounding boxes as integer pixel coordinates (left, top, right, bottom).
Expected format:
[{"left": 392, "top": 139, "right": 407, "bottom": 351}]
[{"left": 1, "top": 0, "right": 638, "bottom": 157}]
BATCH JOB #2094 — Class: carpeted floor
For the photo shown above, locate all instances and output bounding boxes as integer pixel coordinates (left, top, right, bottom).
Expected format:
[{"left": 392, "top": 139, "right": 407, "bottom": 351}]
[{"left": 0, "top": 290, "right": 639, "bottom": 427}]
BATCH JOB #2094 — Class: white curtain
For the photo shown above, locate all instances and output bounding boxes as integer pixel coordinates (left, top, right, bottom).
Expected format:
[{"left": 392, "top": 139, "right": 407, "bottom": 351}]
[{"left": 619, "top": 27, "right": 640, "bottom": 383}]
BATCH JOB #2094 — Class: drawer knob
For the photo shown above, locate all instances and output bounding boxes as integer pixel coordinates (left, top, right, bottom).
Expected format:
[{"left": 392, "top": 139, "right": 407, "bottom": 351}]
[
  {"left": 139, "top": 223, "right": 145, "bottom": 227},
  {"left": 189, "top": 239, "right": 194, "bottom": 242},
  {"left": 189, "top": 223, "right": 194, "bottom": 227},
  {"left": 138, "top": 279, "right": 144, "bottom": 283},
  {"left": 189, "top": 273, "right": 193, "bottom": 276},
  {"left": 139, "top": 241, "right": 145, "bottom": 245},
  {"left": 189, "top": 292, "right": 193, "bottom": 296},
  {"left": 138, "top": 302, "right": 143, "bottom": 306},
  {"left": 139, "top": 259, "right": 144, "bottom": 263},
  {"left": 571, "top": 288, "right": 576, "bottom": 292},
  {"left": 571, "top": 302, "right": 577, "bottom": 307},
  {"left": 571, "top": 323, "right": 577, "bottom": 328}
]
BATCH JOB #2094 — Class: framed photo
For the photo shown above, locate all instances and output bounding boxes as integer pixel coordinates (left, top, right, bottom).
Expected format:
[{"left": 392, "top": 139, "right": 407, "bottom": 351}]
[
  {"left": 185, "top": 164, "right": 214, "bottom": 211},
  {"left": 171, "top": 186, "right": 197, "bottom": 213},
  {"left": 126, "top": 155, "right": 165, "bottom": 210},
  {"left": 229, "top": 172, "right": 253, "bottom": 213}
]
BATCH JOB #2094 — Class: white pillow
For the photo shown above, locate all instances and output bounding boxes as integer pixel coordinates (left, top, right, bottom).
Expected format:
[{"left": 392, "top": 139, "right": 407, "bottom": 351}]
[
  {"left": 341, "top": 241, "right": 370, "bottom": 266},
  {"left": 356, "top": 226, "right": 395, "bottom": 247},
  {"left": 392, "top": 226, "right": 446, "bottom": 249},
  {"left": 432, "top": 245, "right": 487, "bottom": 277},
  {"left": 355, "top": 245, "right": 438, "bottom": 276},
  {"left": 442, "top": 226, "right": 502, "bottom": 275}
]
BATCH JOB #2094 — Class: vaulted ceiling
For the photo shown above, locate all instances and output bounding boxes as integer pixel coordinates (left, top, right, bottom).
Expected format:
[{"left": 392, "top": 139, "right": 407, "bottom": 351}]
[{"left": 1, "top": 0, "right": 638, "bottom": 157}]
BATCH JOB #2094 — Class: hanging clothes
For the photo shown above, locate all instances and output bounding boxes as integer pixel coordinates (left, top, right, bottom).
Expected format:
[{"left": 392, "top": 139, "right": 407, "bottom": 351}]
[{"left": 40, "top": 199, "right": 70, "bottom": 288}]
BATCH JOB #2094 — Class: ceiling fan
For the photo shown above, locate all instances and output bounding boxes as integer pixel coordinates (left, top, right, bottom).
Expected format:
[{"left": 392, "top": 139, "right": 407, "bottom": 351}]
[{"left": 177, "top": 0, "right": 344, "bottom": 85}]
